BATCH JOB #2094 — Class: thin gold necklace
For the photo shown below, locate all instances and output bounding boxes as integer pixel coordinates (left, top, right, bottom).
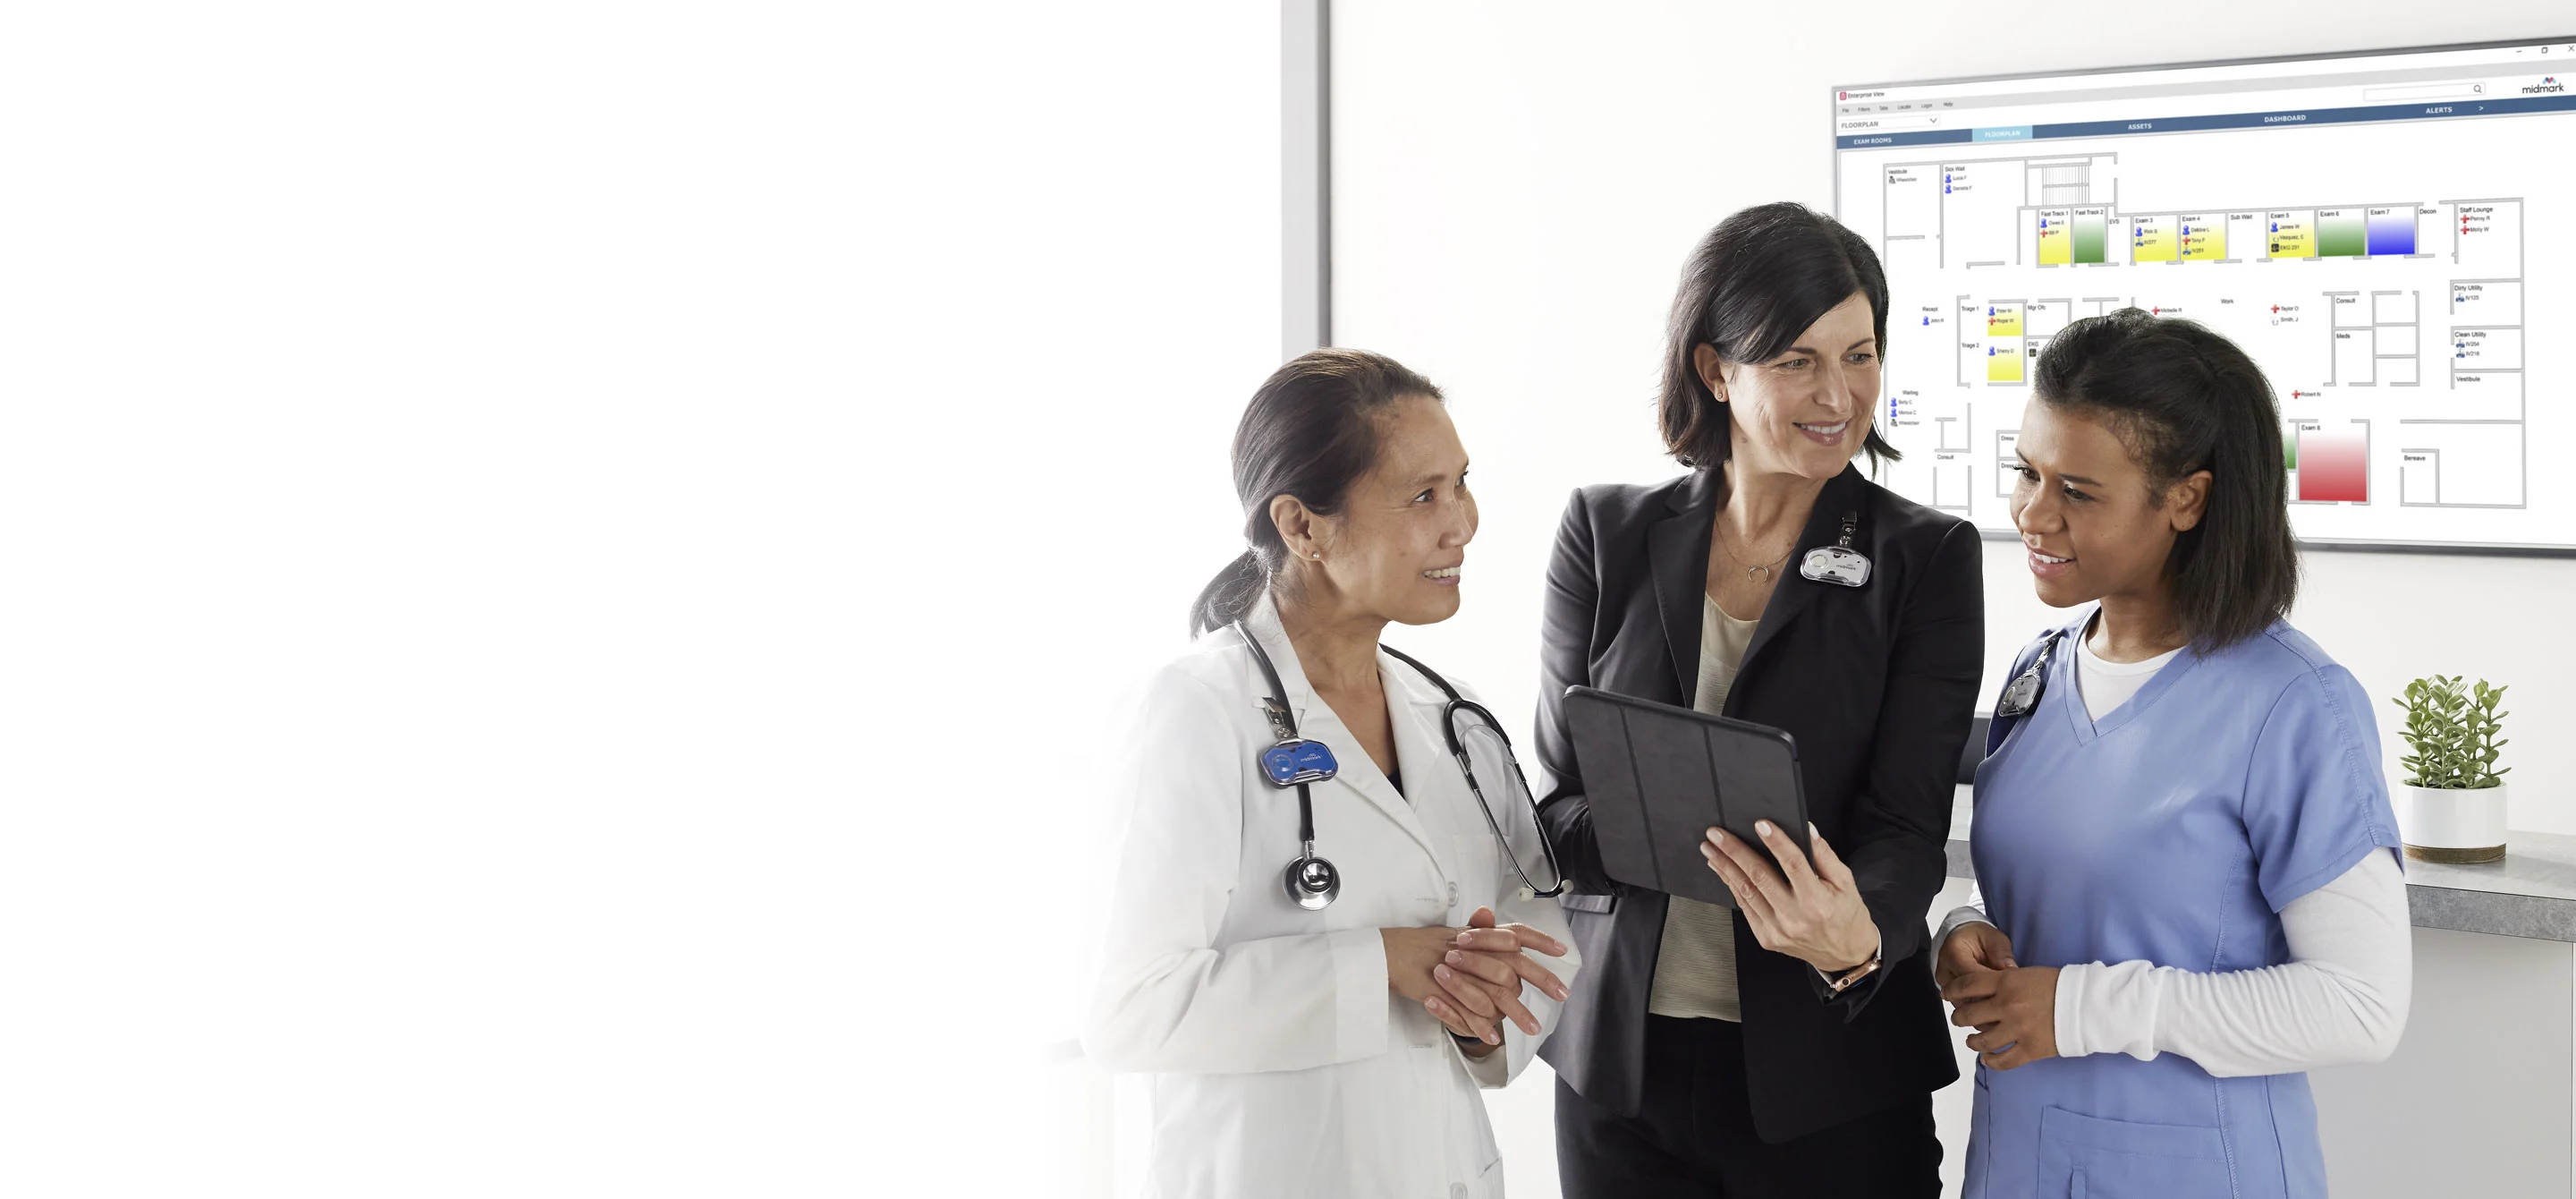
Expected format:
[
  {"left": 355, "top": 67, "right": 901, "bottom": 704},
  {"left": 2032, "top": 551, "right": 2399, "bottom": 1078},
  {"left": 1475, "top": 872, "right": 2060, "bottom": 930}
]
[{"left": 1716, "top": 524, "right": 1797, "bottom": 583}]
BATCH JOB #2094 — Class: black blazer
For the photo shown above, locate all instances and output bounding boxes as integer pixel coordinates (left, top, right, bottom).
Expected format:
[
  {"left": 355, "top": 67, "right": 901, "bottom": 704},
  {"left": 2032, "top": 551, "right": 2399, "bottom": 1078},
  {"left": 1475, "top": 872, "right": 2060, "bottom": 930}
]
[{"left": 1533, "top": 463, "right": 1983, "bottom": 1144}]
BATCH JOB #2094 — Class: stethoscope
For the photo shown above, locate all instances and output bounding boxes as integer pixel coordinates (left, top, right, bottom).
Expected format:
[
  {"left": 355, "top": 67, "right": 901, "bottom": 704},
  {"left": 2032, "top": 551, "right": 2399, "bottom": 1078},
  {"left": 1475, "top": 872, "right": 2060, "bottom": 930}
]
[{"left": 1234, "top": 622, "right": 1566, "bottom": 911}]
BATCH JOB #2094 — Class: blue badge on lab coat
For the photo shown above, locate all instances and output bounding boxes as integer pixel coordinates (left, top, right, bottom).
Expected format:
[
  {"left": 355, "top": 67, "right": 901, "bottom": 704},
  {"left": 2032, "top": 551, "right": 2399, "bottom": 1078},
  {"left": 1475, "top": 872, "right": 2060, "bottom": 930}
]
[{"left": 1258, "top": 739, "right": 1339, "bottom": 787}]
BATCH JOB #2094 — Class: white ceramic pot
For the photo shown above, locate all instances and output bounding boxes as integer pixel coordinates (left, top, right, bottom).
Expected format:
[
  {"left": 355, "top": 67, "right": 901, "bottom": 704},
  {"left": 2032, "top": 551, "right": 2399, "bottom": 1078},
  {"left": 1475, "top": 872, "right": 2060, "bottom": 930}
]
[{"left": 2401, "top": 782, "right": 2508, "bottom": 863}]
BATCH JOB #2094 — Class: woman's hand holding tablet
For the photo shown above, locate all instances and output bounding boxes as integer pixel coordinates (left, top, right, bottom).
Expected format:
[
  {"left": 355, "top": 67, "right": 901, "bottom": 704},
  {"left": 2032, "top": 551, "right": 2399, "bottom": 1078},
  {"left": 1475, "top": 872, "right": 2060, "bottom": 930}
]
[{"left": 1699, "top": 820, "right": 1879, "bottom": 974}]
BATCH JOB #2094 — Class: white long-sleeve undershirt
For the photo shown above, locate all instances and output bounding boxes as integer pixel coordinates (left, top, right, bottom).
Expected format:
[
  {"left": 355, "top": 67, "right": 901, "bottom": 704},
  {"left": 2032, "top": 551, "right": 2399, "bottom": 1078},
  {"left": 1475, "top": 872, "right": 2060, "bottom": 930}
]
[
  {"left": 1937, "top": 629, "right": 2413, "bottom": 1077},
  {"left": 1939, "top": 849, "right": 2411, "bottom": 1077}
]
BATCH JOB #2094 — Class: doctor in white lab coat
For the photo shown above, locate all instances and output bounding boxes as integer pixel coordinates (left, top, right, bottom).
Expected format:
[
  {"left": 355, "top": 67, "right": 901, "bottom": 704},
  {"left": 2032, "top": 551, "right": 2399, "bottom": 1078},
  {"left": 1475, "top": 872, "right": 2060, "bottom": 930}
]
[{"left": 1083, "top": 349, "right": 1578, "bottom": 1199}]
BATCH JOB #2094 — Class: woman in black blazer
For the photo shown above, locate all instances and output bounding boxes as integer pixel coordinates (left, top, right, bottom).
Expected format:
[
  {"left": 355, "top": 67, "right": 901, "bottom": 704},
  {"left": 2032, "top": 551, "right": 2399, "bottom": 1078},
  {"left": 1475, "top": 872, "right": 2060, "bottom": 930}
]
[{"left": 1535, "top": 203, "right": 1984, "bottom": 1196}]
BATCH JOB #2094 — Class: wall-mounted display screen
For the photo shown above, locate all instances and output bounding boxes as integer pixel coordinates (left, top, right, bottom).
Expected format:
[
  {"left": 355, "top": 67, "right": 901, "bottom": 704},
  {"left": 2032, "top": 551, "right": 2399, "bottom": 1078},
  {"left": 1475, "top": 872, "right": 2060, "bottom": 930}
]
[{"left": 1835, "top": 37, "right": 2576, "bottom": 551}]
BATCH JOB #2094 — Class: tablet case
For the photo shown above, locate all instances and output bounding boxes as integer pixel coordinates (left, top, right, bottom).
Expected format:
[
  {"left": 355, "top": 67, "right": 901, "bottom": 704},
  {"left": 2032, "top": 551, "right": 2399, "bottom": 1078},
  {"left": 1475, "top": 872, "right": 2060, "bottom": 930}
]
[{"left": 1562, "top": 686, "right": 1809, "bottom": 908}]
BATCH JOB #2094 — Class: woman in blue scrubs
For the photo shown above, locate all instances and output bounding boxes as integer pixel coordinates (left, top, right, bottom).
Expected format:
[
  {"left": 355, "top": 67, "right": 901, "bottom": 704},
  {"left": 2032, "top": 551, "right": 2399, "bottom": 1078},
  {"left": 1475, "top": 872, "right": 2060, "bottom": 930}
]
[{"left": 1942, "top": 309, "right": 2412, "bottom": 1198}]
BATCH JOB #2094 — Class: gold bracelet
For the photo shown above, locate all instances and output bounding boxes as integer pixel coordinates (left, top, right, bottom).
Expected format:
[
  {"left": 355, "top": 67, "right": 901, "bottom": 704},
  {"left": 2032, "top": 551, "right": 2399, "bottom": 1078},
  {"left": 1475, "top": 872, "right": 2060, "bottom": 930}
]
[{"left": 1819, "top": 938, "right": 1885, "bottom": 998}]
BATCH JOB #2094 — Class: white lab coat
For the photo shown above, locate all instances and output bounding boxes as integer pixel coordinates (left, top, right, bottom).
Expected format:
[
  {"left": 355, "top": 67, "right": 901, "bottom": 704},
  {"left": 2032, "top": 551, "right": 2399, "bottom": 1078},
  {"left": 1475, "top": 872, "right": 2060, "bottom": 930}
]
[{"left": 1083, "top": 591, "right": 1578, "bottom": 1199}]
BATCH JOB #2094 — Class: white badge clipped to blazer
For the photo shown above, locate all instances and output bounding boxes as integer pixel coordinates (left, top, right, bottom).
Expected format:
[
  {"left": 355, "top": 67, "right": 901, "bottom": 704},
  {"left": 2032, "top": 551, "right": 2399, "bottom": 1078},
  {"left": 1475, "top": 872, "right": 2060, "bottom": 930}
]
[{"left": 1798, "top": 511, "right": 1871, "bottom": 588}]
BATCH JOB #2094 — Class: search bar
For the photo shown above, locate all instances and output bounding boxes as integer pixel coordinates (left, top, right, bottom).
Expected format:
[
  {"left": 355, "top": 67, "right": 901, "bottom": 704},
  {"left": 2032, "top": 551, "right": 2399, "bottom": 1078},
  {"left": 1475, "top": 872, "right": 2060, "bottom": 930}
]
[
  {"left": 1837, "top": 114, "right": 1945, "bottom": 132},
  {"left": 2364, "top": 82, "right": 2484, "bottom": 102}
]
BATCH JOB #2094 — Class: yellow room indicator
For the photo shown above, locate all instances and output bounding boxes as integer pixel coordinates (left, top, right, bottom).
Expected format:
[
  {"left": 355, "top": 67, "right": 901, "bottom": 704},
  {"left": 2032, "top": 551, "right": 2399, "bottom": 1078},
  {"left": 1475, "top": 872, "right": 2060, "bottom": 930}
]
[
  {"left": 2178, "top": 212, "right": 2225, "bottom": 260},
  {"left": 1987, "top": 342, "right": 2025, "bottom": 383},
  {"left": 2038, "top": 208, "right": 2072, "bottom": 265},
  {"left": 2131, "top": 215, "right": 2177, "bottom": 262},
  {"left": 2267, "top": 210, "right": 2316, "bottom": 259}
]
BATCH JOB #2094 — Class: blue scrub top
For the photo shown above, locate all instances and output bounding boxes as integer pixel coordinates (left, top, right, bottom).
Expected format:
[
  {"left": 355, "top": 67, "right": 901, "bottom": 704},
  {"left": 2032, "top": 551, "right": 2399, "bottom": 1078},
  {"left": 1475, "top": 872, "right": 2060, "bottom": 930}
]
[{"left": 1964, "top": 609, "right": 2402, "bottom": 1199}]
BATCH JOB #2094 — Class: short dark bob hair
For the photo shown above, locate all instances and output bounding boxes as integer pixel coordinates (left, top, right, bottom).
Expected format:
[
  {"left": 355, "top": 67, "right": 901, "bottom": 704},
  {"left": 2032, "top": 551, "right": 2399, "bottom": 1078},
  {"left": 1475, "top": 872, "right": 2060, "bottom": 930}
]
[
  {"left": 1658, "top": 202, "right": 1900, "bottom": 469},
  {"left": 2032, "top": 308, "right": 2300, "bottom": 651}
]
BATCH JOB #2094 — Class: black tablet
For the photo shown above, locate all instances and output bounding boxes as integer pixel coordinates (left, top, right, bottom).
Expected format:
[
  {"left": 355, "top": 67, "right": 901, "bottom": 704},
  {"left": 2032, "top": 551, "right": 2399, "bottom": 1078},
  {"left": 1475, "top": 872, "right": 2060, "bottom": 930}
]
[{"left": 1561, "top": 686, "right": 1809, "bottom": 908}]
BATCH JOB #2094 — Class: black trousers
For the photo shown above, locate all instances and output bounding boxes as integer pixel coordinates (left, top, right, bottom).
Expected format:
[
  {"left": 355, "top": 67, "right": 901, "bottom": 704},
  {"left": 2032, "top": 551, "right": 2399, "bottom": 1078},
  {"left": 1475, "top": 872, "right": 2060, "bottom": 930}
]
[{"left": 1555, "top": 1015, "right": 1941, "bottom": 1198}]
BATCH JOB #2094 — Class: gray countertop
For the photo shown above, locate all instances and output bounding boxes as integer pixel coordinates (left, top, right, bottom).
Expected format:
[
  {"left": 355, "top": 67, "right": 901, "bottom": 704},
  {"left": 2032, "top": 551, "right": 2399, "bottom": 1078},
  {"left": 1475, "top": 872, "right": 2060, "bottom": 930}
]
[{"left": 1945, "top": 785, "right": 2576, "bottom": 943}]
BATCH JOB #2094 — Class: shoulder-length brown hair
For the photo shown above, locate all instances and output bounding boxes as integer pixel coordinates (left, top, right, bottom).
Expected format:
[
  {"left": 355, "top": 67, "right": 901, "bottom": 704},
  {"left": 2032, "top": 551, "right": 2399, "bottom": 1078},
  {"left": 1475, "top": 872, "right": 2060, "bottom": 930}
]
[
  {"left": 2032, "top": 309, "right": 2300, "bottom": 651},
  {"left": 1658, "top": 202, "right": 1901, "bottom": 469}
]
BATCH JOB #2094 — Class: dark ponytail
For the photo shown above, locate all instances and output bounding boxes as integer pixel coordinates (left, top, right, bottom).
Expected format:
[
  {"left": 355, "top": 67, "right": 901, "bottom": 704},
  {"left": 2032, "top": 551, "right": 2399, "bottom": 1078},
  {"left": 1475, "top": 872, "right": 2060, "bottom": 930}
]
[
  {"left": 1188, "top": 348, "right": 1445, "bottom": 636},
  {"left": 2030, "top": 308, "right": 2300, "bottom": 650},
  {"left": 1188, "top": 550, "right": 1267, "bottom": 638}
]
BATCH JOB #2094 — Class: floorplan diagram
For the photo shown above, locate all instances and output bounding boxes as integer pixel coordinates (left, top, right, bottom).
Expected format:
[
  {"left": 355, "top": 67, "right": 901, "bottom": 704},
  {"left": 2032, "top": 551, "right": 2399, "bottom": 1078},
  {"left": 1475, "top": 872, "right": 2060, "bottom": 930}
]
[{"left": 1834, "top": 52, "right": 2573, "bottom": 548}]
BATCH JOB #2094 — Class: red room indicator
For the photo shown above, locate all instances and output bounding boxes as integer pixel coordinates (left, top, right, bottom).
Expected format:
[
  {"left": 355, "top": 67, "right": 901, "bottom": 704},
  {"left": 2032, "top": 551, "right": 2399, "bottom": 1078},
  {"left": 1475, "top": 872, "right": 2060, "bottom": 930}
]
[{"left": 2296, "top": 425, "right": 2368, "bottom": 502}]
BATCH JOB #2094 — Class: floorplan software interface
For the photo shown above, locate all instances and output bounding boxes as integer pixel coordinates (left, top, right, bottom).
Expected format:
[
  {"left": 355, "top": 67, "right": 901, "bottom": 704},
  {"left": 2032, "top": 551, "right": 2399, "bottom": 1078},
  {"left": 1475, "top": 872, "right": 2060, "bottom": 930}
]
[{"left": 1834, "top": 37, "right": 2576, "bottom": 550}]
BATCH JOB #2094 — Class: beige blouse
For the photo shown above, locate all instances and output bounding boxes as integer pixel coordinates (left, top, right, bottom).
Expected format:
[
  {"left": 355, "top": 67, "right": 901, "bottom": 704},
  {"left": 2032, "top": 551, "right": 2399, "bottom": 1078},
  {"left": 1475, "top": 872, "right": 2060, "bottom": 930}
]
[{"left": 1646, "top": 594, "right": 1761, "bottom": 1021}]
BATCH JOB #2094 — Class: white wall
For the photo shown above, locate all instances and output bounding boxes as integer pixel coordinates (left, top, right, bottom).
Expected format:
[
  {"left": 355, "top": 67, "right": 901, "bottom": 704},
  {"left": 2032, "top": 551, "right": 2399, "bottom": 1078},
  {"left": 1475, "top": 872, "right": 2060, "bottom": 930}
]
[
  {"left": 1329, "top": 5, "right": 2576, "bottom": 1196},
  {"left": 5, "top": 3, "right": 1279, "bottom": 1195},
  {"left": 1332, "top": 2, "right": 2576, "bottom": 834}
]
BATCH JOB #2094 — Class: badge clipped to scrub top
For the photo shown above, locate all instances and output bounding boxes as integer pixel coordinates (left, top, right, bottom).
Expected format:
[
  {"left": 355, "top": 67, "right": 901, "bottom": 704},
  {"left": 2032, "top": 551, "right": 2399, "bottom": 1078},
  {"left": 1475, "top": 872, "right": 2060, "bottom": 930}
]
[
  {"left": 1797, "top": 511, "right": 1871, "bottom": 588},
  {"left": 1994, "top": 631, "right": 2063, "bottom": 718}
]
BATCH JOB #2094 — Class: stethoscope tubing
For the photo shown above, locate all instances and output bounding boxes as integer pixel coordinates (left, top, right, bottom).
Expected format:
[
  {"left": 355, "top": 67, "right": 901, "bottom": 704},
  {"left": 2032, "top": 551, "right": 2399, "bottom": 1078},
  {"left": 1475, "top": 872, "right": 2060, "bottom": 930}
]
[
  {"left": 1380, "top": 644, "right": 1566, "bottom": 900},
  {"left": 1235, "top": 622, "right": 1566, "bottom": 906}
]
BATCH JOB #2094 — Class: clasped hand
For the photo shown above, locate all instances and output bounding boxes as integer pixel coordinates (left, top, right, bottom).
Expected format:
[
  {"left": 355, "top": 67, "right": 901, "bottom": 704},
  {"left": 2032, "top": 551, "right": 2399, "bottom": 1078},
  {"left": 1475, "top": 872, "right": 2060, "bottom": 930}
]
[
  {"left": 1698, "top": 821, "right": 1878, "bottom": 973},
  {"left": 1936, "top": 921, "right": 2060, "bottom": 1070},
  {"left": 1383, "top": 906, "right": 1570, "bottom": 1053}
]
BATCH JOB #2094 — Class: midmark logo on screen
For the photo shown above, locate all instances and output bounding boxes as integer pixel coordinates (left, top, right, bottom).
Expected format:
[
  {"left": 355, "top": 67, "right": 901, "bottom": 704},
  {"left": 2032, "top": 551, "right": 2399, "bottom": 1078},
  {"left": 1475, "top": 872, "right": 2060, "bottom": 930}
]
[{"left": 2522, "top": 76, "right": 2564, "bottom": 95}]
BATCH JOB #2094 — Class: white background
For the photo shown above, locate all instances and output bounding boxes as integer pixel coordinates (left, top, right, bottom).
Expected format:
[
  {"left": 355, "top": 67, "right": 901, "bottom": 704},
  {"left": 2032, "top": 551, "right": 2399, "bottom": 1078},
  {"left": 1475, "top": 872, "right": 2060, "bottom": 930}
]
[{"left": 3, "top": 3, "right": 1278, "bottom": 1195}]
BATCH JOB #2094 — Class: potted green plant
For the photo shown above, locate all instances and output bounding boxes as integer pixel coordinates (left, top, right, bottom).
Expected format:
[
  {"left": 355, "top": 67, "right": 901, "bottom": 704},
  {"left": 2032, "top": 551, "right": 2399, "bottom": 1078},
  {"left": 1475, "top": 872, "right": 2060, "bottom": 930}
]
[{"left": 2390, "top": 675, "right": 2510, "bottom": 863}]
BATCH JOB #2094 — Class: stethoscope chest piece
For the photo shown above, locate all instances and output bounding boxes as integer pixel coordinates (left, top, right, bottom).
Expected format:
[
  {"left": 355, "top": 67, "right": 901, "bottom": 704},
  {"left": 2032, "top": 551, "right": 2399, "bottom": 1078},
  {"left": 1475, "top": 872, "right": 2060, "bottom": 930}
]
[{"left": 1284, "top": 851, "right": 1341, "bottom": 910}]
